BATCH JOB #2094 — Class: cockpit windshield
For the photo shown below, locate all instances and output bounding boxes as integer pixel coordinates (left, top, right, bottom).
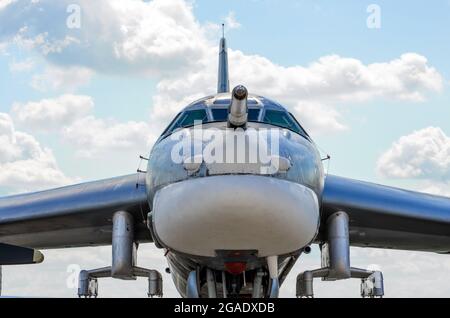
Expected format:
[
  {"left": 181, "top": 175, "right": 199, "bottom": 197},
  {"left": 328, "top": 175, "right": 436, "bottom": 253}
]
[
  {"left": 210, "top": 108, "right": 261, "bottom": 122},
  {"left": 169, "top": 109, "right": 208, "bottom": 131},
  {"left": 162, "top": 107, "right": 307, "bottom": 138},
  {"left": 262, "top": 110, "right": 304, "bottom": 134}
]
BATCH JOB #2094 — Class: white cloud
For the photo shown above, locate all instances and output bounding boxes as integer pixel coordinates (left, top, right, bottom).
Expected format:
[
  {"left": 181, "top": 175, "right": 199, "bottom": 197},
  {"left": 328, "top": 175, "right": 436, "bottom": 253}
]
[
  {"left": 12, "top": 94, "right": 94, "bottom": 131},
  {"left": 0, "top": 0, "right": 16, "bottom": 11},
  {"left": 62, "top": 116, "right": 155, "bottom": 157},
  {"left": 419, "top": 182, "right": 450, "bottom": 197},
  {"left": 224, "top": 12, "right": 241, "bottom": 30},
  {"left": 13, "top": 30, "right": 80, "bottom": 56},
  {"left": 0, "top": 0, "right": 208, "bottom": 75},
  {"left": 377, "top": 127, "right": 450, "bottom": 180},
  {"left": 230, "top": 51, "right": 443, "bottom": 104},
  {"left": 31, "top": 65, "right": 94, "bottom": 92},
  {"left": 0, "top": 0, "right": 444, "bottom": 135},
  {"left": 10, "top": 94, "right": 154, "bottom": 157},
  {"left": 148, "top": 49, "right": 443, "bottom": 136},
  {"left": 9, "top": 58, "right": 34, "bottom": 72},
  {"left": 291, "top": 102, "right": 347, "bottom": 133},
  {"left": 0, "top": 113, "right": 72, "bottom": 192}
]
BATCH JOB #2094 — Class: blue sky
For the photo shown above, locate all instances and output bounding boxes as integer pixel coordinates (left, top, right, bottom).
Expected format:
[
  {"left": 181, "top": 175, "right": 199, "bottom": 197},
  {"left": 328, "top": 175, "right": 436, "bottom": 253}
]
[{"left": 1, "top": 0, "right": 450, "bottom": 297}]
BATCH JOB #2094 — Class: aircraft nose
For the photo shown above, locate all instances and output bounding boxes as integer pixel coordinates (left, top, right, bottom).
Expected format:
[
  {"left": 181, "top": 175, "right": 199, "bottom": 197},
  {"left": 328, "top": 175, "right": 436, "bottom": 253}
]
[{"left": 152, "top": 175, "right": 320, "bottom": 258}]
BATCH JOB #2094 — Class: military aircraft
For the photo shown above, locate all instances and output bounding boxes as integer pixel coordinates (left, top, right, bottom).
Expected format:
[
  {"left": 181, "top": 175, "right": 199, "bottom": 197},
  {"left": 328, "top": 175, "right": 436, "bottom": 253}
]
[{"left": 0, "top": 28, "right": 449, "bottom": 298}]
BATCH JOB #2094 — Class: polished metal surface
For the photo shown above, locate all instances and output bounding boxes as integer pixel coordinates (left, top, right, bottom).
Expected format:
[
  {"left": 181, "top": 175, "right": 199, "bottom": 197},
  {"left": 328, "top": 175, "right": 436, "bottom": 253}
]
[
  {"left": 186, "top": 270, "right": 200, "bottom": 298},
  {"left": 206, "top": 268, "right": 217, "bottom": 298},
  {"left": 322, "top": 175, "right": 450, "bottom": 252},
  {"left": 0, "top": 174, "right": 151, "bottom": 249},
  {"left": 147, "top": 270, "right": 163, "bottom": 298},
  {"left": 146, "top": 126, "right": 324, "bottom": 206},
  {"left": 152, "top": 175, "right": 319, "bottom": 258},
  {"left": 217, "top": 27, "right": 230, "bottom": 94},
  {"left": 228, "top": 85, "right": 248, "bottom": 128},
  {"left": 111, "top": 211, "right": 136, "bottom": 279},
  {"left": 326, "top": 212, "right": 351, "bottom": 279},
  {"left": 268, "top": 278, "right": 279, "bottom": 298}
]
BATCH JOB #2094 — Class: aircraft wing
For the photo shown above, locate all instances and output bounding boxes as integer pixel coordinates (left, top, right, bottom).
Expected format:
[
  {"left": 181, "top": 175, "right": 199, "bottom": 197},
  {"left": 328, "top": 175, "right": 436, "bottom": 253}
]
[
  {"left": 0, "top": 174, "right": 151, "bottom": 250},
  {"left": 321, "top": 175, "right": 450, "bottom": 253}
]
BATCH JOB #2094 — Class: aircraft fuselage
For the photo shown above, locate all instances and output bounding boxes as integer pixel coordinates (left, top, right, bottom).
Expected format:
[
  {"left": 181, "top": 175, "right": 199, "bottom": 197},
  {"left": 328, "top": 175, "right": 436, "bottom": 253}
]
[{"left": 145, "top": 93, "right": 324, "bottom": 297}]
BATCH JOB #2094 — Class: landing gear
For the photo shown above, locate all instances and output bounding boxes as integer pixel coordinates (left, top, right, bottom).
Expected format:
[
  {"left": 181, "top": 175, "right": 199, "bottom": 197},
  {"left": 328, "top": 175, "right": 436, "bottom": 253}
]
[
  {"left": 360, "top": 271, "right": 384, "bottom": 298},
  {"left": 77, "top": 211, "right": 163, "bottom": 298},
  {"left": 78, "top": 267, "right": 163, "bottom": 298},
  {"left": 296, "top": 212, "right": 385, "bottom": 298}
]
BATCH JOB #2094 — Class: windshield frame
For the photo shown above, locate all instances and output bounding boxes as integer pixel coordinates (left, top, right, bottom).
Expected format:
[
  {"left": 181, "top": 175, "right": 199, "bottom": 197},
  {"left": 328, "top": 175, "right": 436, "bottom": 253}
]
[{"left": 158, "top": 107, "right": 310, "bottom": 142}]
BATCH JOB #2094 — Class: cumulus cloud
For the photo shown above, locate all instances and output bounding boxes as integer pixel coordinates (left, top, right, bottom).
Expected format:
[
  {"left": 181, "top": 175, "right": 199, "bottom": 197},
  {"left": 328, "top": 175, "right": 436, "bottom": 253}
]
[
  {"left": 0, "top": 113, "right": 72, "bottom": 192},
  {"left": 291, "top": 102, "right": 347, "bottom": 134},
  {"left": 377, "top": 127, "right": 450, "bottom": 180},
  {"left": 0, "top": 0, "right": 16, "bottom": 11},
  {"left": 224, "top": 12, "right": 241, "bottom": 30},
  {"left": 12, "top": 94, "right": 94, "bottom": 131},
  {"left": 9, "top": 58, "right": 34, "bottom": 72},
  {"left": 148, "top": 50, "right": 443, "bottom": 135},
  {"left": 30, "top": 65, "right": 94, "bottom": 92},
  {"left": 12, "top": 26, "right": 81, "bottom": 56},
  {"left": 0, "top": 0, "right": 444, "bottom": 135},
  {"left": 62, "top": 116, "right": 155, "bottom": 157},
  {"left": 0, "top": 0, "right": 208, "bottom": 75},
  {"left": 10, "top": 94, "right": 154, "bottom": 157}
]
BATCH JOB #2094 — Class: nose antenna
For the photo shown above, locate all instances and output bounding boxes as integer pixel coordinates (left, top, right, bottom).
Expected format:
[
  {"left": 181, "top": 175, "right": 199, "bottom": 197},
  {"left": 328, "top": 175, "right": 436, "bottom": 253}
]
[{"left": 217, "top": 23, "right": 230, "bottom": 94}]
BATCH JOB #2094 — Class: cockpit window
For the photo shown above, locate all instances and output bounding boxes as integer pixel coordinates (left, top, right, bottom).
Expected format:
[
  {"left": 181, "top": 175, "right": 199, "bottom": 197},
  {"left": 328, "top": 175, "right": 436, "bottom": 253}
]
[
  {"left": 170, "top": 109, "right": 208, "bottom": 131},
  {"left": 263, "top": 110, "right": 305, "bottom": 135},
  {"left": 211, "top": 108, "right": 261, "bottom": 122},
  {"left": 211, "top": 108, "right": 228, "bottom": 121},
  {"left": 248, "top": 109, "right": 261, "bottom": 121},
  {"left": 161, "top": 108, "right": 307, "bottom": 139}
]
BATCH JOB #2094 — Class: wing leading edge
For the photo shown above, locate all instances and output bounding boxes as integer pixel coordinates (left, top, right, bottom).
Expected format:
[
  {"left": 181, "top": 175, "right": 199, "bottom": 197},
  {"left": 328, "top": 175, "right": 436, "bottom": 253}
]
[
  {"left": 321, "top": 175, "right": 450, "bottom": 253},
  {"left": 0, "top": 174, "right": 151, "bottom": 249}
]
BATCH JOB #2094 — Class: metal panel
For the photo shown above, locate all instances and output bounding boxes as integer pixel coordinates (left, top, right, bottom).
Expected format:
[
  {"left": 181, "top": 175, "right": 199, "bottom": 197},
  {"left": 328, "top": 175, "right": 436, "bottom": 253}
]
[
  {"left": 321, "top": 175, "right": 450, "bottom": 252},
  {"left": 0, "top": 174, "right": 151, "bottom": 249}
]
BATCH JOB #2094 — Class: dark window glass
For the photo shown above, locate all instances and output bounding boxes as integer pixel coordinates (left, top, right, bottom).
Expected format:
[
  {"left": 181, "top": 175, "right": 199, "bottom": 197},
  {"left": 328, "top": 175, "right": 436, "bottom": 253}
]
[
  {"left": 161, "top": 112, "right": 182, "bottom": 136},
  {"left": 248, "top": 109, "right": 260, "bottom": 121},
  {"left": 212, "top": 108, "right": 261, "bottom": 122},
  {"left": 211, "top": 108, "right": 229, "bottom": 121},
  {"left": 171, "top": 109, "right": 208, "bottom": 131},
  {"left": 162, "top": 108, "right": 307, "bottom": 138},
  {"left": 263, "top": 110, "right": 304, "bottom": 134}
]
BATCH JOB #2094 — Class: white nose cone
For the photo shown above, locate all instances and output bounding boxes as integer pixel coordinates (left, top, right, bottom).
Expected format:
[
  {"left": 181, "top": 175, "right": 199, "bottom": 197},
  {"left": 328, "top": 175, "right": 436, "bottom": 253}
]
[{"left": 152, "top": 175, "right": 319, "bottom": 258}]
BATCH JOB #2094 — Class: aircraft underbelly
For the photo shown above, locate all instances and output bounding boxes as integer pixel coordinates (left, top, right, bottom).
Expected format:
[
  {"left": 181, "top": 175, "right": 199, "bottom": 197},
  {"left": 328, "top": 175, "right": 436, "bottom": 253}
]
[{"left": 152, "top": 175, "right": 319, "bottom": 258}]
